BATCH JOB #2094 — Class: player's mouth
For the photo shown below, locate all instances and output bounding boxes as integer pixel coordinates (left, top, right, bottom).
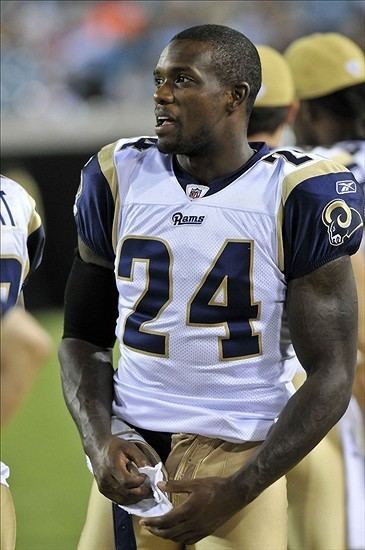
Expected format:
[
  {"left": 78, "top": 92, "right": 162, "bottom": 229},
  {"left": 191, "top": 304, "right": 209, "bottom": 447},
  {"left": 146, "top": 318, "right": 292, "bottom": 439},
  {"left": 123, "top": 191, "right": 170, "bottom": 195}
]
[{"left": 155, "top": 115, "right": 177, "bottom": 135}]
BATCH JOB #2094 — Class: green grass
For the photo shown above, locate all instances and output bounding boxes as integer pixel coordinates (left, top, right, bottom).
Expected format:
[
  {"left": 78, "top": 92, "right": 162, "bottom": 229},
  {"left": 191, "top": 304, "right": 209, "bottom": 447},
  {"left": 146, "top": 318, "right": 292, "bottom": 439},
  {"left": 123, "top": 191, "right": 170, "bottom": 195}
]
[{"left": 1, "top": 310, "right": 92, "bottom": 550}]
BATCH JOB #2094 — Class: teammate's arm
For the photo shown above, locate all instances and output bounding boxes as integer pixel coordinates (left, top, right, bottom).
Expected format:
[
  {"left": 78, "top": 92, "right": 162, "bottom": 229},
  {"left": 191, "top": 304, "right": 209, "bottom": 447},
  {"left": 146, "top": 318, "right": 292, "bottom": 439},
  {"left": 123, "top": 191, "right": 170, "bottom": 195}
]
[
  {"left": 1, "top": 306, "right": 51, "bottom": 426},
  {"left": 142, "top": 255, "right": 357, "bottom": 544},
  {"left": 58, "top": 240, "right": 152, "bottom": 505}
]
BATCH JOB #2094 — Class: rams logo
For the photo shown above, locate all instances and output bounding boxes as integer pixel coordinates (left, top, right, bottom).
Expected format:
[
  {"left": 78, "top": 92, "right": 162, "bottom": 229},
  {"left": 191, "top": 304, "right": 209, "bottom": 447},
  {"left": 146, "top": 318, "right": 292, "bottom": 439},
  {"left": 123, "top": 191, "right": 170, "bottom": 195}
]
[
  {"left": 172, "top": 212, "right": 205, "bottom": 226},
  {"left": 322, "top": 199, "right": 363, "bottom": 246}
]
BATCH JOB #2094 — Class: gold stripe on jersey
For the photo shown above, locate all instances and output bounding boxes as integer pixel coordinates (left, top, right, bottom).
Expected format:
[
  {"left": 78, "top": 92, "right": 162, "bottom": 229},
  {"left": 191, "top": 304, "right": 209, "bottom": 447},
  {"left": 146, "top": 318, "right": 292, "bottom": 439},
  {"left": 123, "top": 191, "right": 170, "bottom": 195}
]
[
  {"left": 277, "top": 159, "right": 352, "bottom": 271},
  {"left": 98, "top": 141, "right": 120, "bottom": 255},
  {"left": 282, "top": 159, "right": 350, "bottom": 205},
  {"left": 27, "top": 195, "right": 42, "bottom": 235}
]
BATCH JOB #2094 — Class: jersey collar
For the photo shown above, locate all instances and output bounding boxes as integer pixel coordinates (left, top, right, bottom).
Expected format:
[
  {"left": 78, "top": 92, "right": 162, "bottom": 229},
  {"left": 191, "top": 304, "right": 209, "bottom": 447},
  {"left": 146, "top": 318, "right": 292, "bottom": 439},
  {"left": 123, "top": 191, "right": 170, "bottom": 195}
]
[{"left": 173, "top": 142, "right": 270, "bottom": 197}]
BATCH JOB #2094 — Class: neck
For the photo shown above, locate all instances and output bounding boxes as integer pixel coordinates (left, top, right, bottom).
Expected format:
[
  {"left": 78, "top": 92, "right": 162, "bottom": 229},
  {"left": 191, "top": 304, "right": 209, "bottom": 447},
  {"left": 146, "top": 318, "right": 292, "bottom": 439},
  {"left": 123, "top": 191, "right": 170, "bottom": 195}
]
[{"left": 176, "top": 140, "right": 254, "bottom": 185}]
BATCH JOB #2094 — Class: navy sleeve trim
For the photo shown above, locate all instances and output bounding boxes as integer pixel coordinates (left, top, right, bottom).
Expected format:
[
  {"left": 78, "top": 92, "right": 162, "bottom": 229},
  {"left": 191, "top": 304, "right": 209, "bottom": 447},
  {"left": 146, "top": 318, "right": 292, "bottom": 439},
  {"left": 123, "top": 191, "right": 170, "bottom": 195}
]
[
  {"left": 75, "top": 155, "right": 116, "bottom": 263},
  {"left": 283, "top": 171, "right": 364, "bottom": 279}
]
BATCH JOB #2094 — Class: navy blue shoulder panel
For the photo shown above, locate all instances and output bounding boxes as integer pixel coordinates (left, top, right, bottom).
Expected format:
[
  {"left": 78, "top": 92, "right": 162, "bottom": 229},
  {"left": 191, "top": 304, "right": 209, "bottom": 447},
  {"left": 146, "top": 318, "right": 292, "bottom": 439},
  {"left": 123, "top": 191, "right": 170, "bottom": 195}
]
[
  {"left": 283, "top": 171, "right": 364, "bottom": 279},
  {"left": 74, "top": 155, "right": 116, "bottom": 262}
]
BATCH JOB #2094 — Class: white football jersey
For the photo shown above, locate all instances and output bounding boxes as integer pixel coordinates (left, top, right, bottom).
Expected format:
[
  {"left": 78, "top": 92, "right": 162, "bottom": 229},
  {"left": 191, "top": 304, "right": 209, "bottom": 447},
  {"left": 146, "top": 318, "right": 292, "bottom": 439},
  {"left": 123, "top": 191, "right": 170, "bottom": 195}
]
[
  {"left": 0, "top": 175, "right": 44, "bottom": 313},
  {"left": 75, "top": 138, "right": 364, "bottom": 442},
  {"left": 311, "top": 140, "right": 365, "bottom": 188}
]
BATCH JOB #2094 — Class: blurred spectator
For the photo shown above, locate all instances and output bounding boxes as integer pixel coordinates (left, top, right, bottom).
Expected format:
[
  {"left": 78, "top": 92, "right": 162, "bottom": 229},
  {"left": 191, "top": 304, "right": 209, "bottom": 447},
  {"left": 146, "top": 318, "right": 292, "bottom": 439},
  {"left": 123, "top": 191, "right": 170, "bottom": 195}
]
[{"left": 1, "top": 0, "right": 364, "bottom": 119}]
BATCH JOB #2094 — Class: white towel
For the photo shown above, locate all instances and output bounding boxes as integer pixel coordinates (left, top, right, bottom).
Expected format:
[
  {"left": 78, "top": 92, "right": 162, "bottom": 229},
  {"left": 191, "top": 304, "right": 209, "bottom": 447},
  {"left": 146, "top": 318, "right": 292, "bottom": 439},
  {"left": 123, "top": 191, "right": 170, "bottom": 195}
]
[
  {"left": 86, "top": 417, "right": 173, "bottom": 517},
  {"left": 119, "top": 461, "right": 173, "bottom": 517},
  {"left": 0, "top": 461, "right": 10, "bottom": 487}
]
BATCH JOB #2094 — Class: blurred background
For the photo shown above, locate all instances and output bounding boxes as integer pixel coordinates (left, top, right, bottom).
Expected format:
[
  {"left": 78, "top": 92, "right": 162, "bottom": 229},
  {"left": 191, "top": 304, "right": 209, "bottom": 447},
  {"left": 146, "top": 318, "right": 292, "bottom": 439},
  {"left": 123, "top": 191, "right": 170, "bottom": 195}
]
[
  {"left": 1, "top": 1, "right": 364, "bottom": 548},
  {"left": 2, "top": 0, "right": 365, "bottom": 310}
]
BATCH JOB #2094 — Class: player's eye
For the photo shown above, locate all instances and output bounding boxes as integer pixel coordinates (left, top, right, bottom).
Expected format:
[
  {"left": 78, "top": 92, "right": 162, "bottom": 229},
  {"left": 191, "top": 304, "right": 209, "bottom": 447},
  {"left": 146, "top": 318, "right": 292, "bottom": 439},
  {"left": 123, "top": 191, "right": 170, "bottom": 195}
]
[
  {"left": 154, "top": 76, "right": 164, "bottom": 87},
  {"left": 175, "top": 74, "right": 193, "bottom": 84}
]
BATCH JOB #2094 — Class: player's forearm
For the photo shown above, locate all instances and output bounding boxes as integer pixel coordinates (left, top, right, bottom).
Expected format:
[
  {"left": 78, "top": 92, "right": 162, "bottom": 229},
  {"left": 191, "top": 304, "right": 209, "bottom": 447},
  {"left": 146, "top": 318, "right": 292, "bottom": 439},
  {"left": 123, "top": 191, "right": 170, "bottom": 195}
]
[
  {"left": 230, "top": 257, "right": 358, "bottom": 508},
  {"left": 229, "top": 364, "right": 353, "bottom": 506},
  {"left": 58, "top": 337, "right": 115, "bottom": 457}
]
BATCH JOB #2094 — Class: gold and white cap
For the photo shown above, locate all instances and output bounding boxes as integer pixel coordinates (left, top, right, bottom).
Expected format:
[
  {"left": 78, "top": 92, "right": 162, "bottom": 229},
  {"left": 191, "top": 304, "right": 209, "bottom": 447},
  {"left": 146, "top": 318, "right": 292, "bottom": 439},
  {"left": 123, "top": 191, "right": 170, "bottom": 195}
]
[
  {"left": 284, "top": 33, "right": 365, "bottom": 100},
  {"left": 255, "top": 45, "right": 295, "bottom": 107}
]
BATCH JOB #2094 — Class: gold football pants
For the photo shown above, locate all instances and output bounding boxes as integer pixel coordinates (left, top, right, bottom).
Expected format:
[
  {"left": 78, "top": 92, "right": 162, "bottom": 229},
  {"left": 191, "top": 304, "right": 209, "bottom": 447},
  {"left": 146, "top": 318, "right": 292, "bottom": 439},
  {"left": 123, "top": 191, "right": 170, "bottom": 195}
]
[
  {"left": 287, "top": 427, "right": 346, "bottom": 550},
  {"left": 134, "top": 433, "right": 287, "bottom": 550}
]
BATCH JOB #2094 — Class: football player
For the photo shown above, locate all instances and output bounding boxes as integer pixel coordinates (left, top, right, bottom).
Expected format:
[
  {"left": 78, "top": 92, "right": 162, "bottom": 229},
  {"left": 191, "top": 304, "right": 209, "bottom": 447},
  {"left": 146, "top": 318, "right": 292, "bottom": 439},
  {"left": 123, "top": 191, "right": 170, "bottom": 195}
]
[
  {"left": 76, "top": 43, "right": 301, "bottom": 550},
  {"left": 0, "top": 174, "right": 45, "bottom": 314},
  {"left": 285, "top": 33, "right": 365, "bottom": 550},
  {"left": 0, "top": 174, "right": 49, "bottom": 550},
  {"left": 59, "top": 25, "right": 363, "bottom": 550}
]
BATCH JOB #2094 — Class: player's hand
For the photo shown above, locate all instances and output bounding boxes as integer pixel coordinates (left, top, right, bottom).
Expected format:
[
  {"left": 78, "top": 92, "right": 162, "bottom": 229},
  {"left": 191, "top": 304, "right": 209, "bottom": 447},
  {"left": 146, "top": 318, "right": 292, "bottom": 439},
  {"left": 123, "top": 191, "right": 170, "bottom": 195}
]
[
  {"left": 140, "top": 476, "right": 243, "bottom": 544},
  {"left": 91, "top": 435, "right": 153, "bottom": 505}
]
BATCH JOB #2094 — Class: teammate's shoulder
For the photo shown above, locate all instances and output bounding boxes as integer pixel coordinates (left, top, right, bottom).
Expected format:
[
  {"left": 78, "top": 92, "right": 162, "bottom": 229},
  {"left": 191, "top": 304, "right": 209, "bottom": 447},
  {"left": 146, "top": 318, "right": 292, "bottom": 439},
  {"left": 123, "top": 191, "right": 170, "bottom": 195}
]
[
  {"left": 0, "top": 175, "right": 42, "bottom": 242},
  {"left": 1, "top": 174, "right": 33, "bottom": 201},
  {"left": 310, "top": 144, "right": 354, "bottom": 167},
  {"left": 0, "top": 174, "right": 36, "bottom": 217},
  {"left": 309, "top": 141, "right": 365, "bottom": 187}
]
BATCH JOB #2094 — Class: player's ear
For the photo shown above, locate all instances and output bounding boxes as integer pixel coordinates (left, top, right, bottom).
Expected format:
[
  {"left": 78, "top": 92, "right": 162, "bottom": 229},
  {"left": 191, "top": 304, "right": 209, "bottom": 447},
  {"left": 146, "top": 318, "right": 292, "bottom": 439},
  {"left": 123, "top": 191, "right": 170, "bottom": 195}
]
[{"left": 226, "top": 82, "right": 250, "bottom": 113}]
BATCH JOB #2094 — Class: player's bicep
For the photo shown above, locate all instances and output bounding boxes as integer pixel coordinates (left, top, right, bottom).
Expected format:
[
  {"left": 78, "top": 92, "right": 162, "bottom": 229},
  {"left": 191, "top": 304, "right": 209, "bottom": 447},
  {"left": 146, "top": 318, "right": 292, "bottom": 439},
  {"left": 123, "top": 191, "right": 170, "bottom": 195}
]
[{"left": 286, "top": 256, "right": 358, "bottom": 380}]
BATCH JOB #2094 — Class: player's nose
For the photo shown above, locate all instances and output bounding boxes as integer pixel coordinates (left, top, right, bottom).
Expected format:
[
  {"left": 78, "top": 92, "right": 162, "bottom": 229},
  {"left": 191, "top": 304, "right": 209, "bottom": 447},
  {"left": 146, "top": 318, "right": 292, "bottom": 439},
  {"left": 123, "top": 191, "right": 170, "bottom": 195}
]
[{"left": 154, "top": 81, "right": 174, "bottom": 105}]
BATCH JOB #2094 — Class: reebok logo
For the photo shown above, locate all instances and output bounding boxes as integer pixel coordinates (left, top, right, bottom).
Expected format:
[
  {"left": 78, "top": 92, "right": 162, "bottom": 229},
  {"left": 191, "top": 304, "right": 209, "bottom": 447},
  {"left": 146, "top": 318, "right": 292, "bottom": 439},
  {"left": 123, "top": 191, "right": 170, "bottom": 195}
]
[{"left": 336, "top": 180, "right": 357, "bottom": 194}]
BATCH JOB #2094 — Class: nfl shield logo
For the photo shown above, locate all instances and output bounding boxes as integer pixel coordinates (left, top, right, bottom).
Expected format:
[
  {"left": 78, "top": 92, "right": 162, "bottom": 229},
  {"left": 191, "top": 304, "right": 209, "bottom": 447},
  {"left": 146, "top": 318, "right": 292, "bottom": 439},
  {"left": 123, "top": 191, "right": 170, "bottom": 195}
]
[
  {"left": 186, "top": 183, "right": 209, "bottom": 199},
  {"left": 189, "top": 187, "right": 202, "bottom": 199}
]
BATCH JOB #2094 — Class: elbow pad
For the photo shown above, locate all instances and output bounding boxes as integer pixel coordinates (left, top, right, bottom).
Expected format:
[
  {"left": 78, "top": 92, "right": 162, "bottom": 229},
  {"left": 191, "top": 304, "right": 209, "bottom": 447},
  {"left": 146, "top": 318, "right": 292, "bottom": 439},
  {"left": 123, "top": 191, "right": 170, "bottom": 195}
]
[{"left": 63, "top": 253, "right": 118, "bottom": 348}]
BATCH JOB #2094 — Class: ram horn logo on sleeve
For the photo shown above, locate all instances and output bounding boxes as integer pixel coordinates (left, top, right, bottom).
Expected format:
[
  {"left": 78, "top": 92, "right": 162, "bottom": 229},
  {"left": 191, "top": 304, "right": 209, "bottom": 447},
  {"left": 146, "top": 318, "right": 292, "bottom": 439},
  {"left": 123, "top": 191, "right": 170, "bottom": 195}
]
[{"left": 322, "top": 199, "right": 363, "bottom": 246}]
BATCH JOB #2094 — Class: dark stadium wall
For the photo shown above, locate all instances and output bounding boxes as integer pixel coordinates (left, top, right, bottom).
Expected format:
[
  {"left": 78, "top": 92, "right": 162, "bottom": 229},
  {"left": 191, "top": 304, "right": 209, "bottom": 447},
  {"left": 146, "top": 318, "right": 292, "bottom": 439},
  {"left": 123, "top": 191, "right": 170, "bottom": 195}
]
[{"left": 3, "top": 153, "right": 92, "bottom": 310}]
